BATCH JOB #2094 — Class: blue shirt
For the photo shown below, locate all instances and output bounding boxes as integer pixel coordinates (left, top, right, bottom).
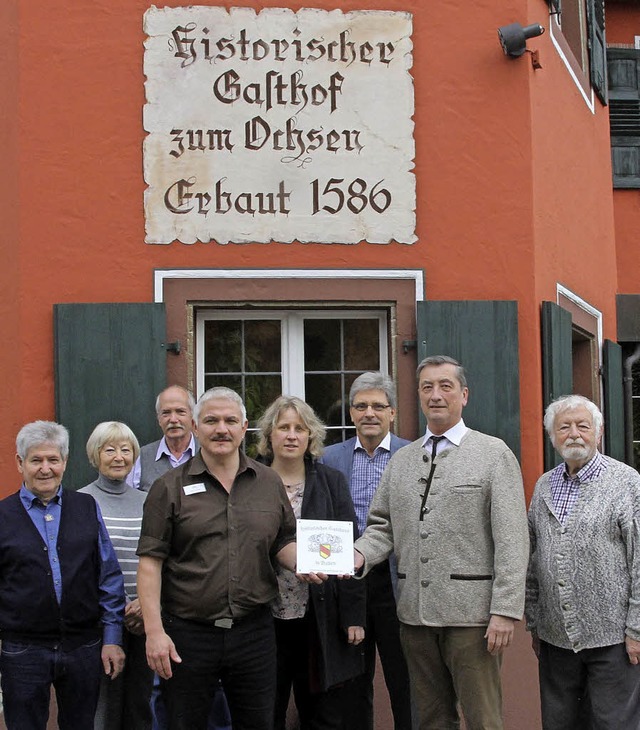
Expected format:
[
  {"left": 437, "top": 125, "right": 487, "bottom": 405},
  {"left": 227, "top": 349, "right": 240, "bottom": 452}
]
[
  {"left": 351, "top": 433, "right": 392, "bottom": 535},
  {"left": 20, "top": 484, "right": 125, "bottom": 645}
]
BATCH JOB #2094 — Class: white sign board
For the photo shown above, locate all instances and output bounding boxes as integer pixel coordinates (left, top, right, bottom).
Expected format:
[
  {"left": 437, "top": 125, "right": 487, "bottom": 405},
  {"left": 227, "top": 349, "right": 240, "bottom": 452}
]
[
  {"left": 296, "top": 519, "right": 355, "bottom": 575},
  {"left": 143, "top": 6, "right": 416, "bottom": 244}
]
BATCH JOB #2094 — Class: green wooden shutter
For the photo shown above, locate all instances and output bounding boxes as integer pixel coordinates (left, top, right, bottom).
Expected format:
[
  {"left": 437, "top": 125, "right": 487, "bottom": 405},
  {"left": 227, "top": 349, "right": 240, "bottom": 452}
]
[
  {"left": 617, "top": 294, "right": 640, "bottom": 342},
  {"left": 608, "top": 48, "right": 640, "bottom": 189},
  {"left": 587, "top": 0, "right": 607, "bottom": 105},
  {"left": 541, "top": 301, "right": 573, "bottom": 470},
  {"left": 54, "top": 303, "right": 167, "bottom": 490},
  {"left": 416, "top": 300, "right": 520, "bottom": 460},
  {"left": 602, "top": 339, "right": 625, "bottom": 461}
]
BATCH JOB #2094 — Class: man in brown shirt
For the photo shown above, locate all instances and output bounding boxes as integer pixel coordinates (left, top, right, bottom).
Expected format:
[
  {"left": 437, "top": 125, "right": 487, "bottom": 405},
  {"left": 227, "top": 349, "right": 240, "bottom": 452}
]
[{"left": 137, "top": 386, "right": 321, "bottom": 730}]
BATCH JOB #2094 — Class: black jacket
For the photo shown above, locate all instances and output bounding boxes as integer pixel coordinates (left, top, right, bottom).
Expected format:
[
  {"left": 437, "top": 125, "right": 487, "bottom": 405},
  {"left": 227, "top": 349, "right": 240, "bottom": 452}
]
[{"left": 300, "top": 459, "right": 366, "bottom": 690}]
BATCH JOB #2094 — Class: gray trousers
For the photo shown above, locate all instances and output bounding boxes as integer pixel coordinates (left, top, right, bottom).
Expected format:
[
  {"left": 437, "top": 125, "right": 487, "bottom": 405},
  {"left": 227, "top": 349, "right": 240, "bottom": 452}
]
[
  {"left": 399, "top": 624, "right": 503, "bottom": 730},
  {"left": 539, "top": 640, "right": 640, "bottom": 730}
]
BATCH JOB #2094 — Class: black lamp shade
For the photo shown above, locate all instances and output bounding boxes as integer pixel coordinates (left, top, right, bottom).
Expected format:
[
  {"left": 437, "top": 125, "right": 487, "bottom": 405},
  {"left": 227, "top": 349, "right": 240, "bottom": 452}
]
[{"left": 498, "top": 22, "right": 545, "bottom": 58}]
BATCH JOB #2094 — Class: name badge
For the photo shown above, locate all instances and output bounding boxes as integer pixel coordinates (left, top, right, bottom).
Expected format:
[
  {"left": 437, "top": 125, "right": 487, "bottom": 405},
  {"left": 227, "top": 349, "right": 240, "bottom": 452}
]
[{"left": 183, "top": 483, "right": 206, "bottom": 495}]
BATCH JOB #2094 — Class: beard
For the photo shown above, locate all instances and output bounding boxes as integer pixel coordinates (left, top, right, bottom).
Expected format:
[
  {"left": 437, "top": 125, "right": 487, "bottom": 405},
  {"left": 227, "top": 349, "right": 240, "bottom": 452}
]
[{"left": 559, "top": 440, "right": 593, "bottom": 463}]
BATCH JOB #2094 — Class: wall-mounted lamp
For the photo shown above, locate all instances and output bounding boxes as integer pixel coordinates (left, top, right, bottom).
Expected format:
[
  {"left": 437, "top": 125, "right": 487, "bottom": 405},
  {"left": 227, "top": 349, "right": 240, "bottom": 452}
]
[{"left": 497, "top": 22, "right": 545, "bottom": 58}]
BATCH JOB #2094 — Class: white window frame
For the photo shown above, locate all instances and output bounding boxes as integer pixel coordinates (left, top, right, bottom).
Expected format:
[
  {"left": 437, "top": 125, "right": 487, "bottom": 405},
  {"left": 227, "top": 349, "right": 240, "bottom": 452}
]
[
  {"left": 195, "top": 308, "right": 389, "bottom": 400},
  {"left": 549, "top": 4, "right": 596, "bottom": 112},
  {"left": 153, "top": 268, "right": 425, "bottom": 303},
  {"left": 556, "top": 284, "right": 604, "bottom": 439},
  {"left": 556, "top": 284, "right": 603, "bottom": 353}
]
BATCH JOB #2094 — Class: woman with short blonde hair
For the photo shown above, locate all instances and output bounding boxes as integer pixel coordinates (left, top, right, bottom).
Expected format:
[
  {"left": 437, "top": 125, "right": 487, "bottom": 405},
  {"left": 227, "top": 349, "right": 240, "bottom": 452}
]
[{"left": 79, "top": 421, "right": 152, "bottom": 730}]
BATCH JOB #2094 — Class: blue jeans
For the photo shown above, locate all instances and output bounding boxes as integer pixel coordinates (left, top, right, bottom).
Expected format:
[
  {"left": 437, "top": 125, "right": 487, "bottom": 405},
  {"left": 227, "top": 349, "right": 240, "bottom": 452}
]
[{"left": 0, "top": 637, "right": 102, "bottom": 730}]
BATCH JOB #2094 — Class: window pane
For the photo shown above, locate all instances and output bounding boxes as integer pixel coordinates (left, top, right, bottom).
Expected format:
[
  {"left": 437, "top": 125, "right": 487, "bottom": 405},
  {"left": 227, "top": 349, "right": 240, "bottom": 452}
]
[
  {"left": 245, "top": 321, "right": 281, "bottom": 372},
  {"left": 305, "top": 320, "right": 341, "bottom": 370},
  {"left": 244, "top": 430, "right": 260, "bottom": 460},
  {"left": 202, "top": 373, "right": 281, "bottom": 426},
  {"left": 205, "top": 320, "right": 241, "bottom": 372},
  {"left": 344, "top": 319, "right": 380, "bottom": 371},
  {"left": 306, "top": 373, "right": 344, "bottom": 427},
  {"left": 245, "top": 375, "right": 282, "bottom": 425},
  {"left": 560, "top": 0, "right": 587, "bottom": 71},
  {"left": 204, "top": 373, "right": 242, "bottom": 393},
  {"left": 304, "top": 318, "right": 382, "bottom": 435},
  {"left": 306, "top": 378, "right": 363, "bottom": 444}
]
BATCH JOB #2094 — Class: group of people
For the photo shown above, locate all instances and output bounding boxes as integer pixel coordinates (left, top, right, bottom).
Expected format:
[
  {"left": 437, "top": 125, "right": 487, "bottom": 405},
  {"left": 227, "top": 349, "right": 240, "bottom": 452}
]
[{"left": 0, "top": 355, "right": 638, "bottom": 730}]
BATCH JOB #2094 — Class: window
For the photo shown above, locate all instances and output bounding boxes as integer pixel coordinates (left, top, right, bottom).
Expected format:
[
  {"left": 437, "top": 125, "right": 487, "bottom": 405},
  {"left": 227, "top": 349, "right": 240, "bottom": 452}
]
[
  {"left": 558, "top": 287, "right": 602, "bottom": 406},
  {"left": 550, "top": 0, "right": 607, "bottom": 105},
  {"left": 607, "top": 47, "right": 640, "bottom": 188},
  {"left": 541, "top": 289, "right": 603, "bottom": 469},
  {"left": 196, "top": 309, "right": 388, "bottom": 448},
  {"left": 572, "top": 326, "right": 599, "bottom": 402},
  {"left": 558, "top": 0, "right": 589, "bottom": 72},
  {"left": 157, "top": 268, "right": 422, "bottom": 442}
]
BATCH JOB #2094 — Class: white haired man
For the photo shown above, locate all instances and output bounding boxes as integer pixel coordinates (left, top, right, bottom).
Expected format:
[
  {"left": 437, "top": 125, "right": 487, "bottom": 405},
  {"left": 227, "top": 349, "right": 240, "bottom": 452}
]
[
  {"left": 526, "top": 394, "right": 640, "bottom": 729},
  {"left": 0, "top": 421, "right": 125, "bottom": 730}
]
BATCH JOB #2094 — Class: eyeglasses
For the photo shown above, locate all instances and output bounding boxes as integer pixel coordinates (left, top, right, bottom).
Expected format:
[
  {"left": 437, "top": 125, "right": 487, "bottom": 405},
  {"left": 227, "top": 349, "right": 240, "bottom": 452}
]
[{"left": 352, "top": 402, "right": 392, "bottom": 412}]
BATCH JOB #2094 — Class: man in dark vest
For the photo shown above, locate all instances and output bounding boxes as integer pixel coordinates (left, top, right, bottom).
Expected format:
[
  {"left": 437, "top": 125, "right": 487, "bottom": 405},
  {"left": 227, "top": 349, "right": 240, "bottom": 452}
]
[
  {"left": 128, "top": 385, "right": 198, "bottom": 492},
  {"left": 0, "top": 420, "right": 126, "bottom": 730}
]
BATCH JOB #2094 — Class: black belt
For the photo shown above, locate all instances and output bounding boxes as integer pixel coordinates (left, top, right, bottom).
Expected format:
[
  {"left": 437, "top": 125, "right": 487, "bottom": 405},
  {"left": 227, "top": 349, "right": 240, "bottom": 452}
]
[{"left": 164, "top": 605, "right": 268, "bottom": 631}]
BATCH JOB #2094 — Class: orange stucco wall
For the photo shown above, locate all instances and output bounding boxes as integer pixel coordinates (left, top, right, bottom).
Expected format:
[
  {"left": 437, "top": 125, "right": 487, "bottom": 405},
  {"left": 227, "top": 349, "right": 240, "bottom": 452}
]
[
  {"left": 607, "top": 0, "right": 640, "bottom": 44},
  {"left": 0, "top": 0, "right": 22, "bottom": 484},
  {"left": 528, "top": 7, "right": 618, "bottom": 478},
  {"left": 0, "top": 0, "right": 620, "bottom": 504},
  {"left": 613, "top": 191, "right": 640, "bottom": 293}
]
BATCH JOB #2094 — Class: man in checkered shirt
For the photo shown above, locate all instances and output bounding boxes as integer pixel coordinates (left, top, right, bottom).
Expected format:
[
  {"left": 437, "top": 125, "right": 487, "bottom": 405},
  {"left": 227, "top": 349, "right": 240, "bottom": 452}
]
[{"left": 526, "top": 394, "right": 640, "bottom": 730}]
